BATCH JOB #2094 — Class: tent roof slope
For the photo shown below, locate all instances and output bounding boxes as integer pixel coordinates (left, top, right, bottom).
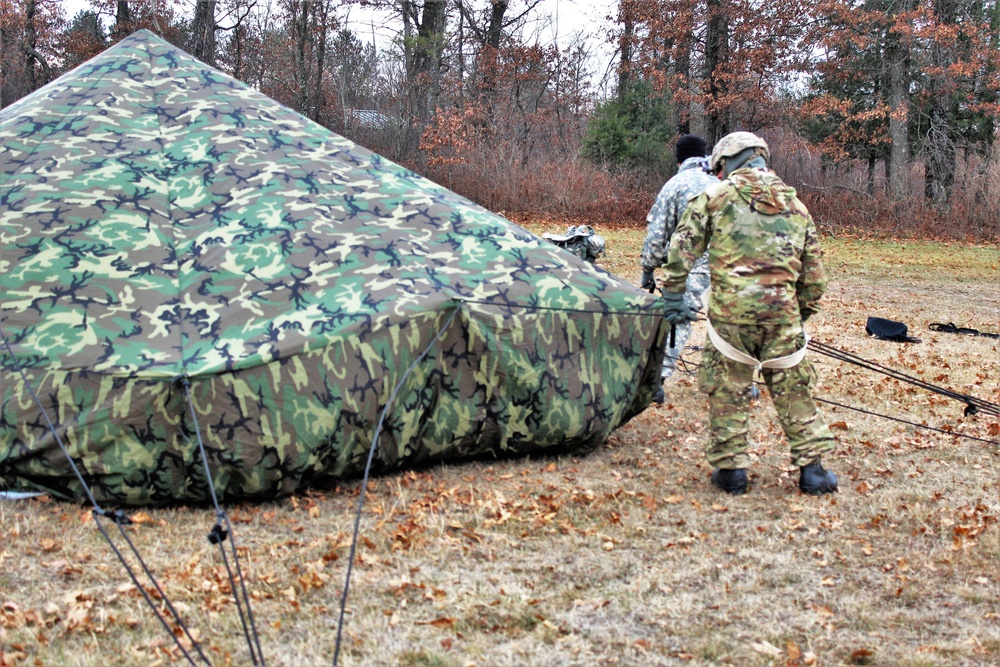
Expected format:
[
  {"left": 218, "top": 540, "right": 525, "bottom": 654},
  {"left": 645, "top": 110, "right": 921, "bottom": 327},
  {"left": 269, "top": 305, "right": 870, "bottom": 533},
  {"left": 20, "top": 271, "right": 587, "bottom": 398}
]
[{"left": 1, "top": 31, "right": 669, "bottom": 504}]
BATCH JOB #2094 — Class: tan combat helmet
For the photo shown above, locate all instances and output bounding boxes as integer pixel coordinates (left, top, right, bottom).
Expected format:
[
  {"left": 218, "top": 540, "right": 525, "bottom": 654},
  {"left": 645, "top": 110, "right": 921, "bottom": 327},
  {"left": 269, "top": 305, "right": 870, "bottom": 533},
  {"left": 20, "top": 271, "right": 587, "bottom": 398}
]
[{"left": 708, "top": 131, "right": 770, "bottom": 173}]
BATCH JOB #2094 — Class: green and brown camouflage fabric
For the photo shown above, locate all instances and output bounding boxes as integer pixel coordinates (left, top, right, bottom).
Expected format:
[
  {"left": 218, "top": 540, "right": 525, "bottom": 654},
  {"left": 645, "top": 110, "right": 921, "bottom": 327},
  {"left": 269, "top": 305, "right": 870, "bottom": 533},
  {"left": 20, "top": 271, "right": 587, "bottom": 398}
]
[{"left": 0, "top": 31, "right": 669, "bottom": 505}]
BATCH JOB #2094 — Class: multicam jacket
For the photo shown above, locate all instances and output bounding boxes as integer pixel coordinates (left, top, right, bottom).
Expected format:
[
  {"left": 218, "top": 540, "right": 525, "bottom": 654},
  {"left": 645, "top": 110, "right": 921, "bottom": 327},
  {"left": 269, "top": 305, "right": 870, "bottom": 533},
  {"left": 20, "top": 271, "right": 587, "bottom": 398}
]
[
  {"left": 661, "top": 167, "right": 827, "bottom": 325},
  {"left": 641, "top": 157, "right": 718, "bottom": 273}
]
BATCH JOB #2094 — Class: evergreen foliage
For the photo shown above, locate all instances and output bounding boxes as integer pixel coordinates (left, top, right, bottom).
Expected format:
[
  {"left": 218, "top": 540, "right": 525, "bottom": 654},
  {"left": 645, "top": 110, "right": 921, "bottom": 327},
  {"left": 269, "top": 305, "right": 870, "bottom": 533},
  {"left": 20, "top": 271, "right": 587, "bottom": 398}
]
[{"left": 581, "top": 79, "right": 675, "bottom": 177}]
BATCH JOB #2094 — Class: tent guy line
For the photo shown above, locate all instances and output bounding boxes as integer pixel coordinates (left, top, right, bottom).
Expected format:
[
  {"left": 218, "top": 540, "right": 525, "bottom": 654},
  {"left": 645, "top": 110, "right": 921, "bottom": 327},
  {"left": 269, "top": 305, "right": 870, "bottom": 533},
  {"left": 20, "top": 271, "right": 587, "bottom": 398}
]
[
  {"left": 660, "top": 340, "right": 1000, "bottom": 447},
  {"left": 807, "top": 340, "right": 1000, "bottom": 418},
  {"left": 0, "top": 325, "right": 213, "bottom": 665},
  {"left": 333, "top": 306, "right": 461, "bottom": 667},
  {"left": 459, "top": 296, "right": 672, "bottom": 317},
  {"left": 182, "top": 378, "right": 266, "bottom": 665},
  {"left": 813, "top": 396, "right": 1000, "bottom": 447}
]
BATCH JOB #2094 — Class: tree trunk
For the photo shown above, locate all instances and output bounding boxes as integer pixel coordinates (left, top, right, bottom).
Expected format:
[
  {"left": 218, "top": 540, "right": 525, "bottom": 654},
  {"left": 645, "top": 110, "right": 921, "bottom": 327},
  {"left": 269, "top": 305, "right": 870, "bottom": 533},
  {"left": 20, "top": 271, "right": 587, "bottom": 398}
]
[
  {"left": 0, "top": 4, "right": 17, "bottom": 107},
  {"left": 924, "top": 0, "right": 959, "bottom": 204},
  {"left": 412, "top": 0, "right": 448, "bottom": 122},
  {"left": 704, "top": 0, "right": 730, "bottom": 145},
  {"left": 486, "top": 0, "right": 507, "bottom": 50},
  {"left": 114, "top": 1, "right": 132, "bottom": 40},
  {"left": 480, "top": 0, "right": 508, "bottom": 99},
  {"left": 229, "top": 24, "right": 247, "bottom": 82},
  {"left": 456, "top": 1, "right": 465, "bottom": 104},
  {"left": 191, "top": 0, "right": 217, "bottom": 66},
  {"left": 23, "top": 0, "right": 37, "bottom": 90},
  {"left": 292, "top": 1, "right": 313, "bottom": 119},
  {"left": 886, "top": 0, "right": 911, "bottom": 199},
  {"left": 617, "top": 0, "right": 636, "bottom": 101},
  {"left": 312, "top": 1, "right": 329, "bottom": 124},
  {"left": 674, "top": 32, "right": 691, "bottom": 135}
]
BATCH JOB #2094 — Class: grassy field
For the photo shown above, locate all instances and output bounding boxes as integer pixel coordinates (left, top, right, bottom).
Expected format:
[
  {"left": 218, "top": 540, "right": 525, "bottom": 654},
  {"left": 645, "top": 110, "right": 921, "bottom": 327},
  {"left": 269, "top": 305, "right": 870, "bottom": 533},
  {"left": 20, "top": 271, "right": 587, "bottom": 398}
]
[{"left": 2, "top": 227, "right": 998, "bottom": 667}]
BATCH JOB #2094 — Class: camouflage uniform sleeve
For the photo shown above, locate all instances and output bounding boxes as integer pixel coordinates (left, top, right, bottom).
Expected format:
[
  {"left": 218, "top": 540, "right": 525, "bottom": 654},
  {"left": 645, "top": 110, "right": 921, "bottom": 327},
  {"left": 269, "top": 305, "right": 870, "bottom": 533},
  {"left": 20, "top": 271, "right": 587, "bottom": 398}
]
[
  {"left": 640, "top": 186, "right": 671, "bottom": 270},
  {"left": 796, "top": 213, "right": 827, "bottom": 316},
  {"left": 661, "top": 191, "right": 711, "bottom": 294}
]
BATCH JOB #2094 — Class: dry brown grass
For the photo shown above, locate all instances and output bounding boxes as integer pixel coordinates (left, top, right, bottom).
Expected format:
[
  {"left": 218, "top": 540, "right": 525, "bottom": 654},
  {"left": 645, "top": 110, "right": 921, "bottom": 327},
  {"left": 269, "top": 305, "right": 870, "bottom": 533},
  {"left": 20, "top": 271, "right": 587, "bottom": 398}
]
[{"left": 2, "top": 228, "right": 998, "bottom": 667}]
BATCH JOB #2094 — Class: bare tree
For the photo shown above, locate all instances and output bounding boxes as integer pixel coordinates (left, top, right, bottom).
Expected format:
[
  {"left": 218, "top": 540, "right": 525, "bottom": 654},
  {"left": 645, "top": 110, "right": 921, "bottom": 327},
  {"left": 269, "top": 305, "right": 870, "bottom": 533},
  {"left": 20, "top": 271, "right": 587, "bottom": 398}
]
[
  {"left": 886, "top": 0, "right": 912, "bottom": 199},
  {"left": 406, "top": 0, "right": 448, "bottom": 121},
  {"left": 113, "top": 0, "right": 133, "bottom": 40},
  {"left": 923, "top": 0, "right": 959, "bottom": 203},
  {"left": 704, "top": 0, "right": 730, "bottom": 144},
  {"left": 191, "top": 0, "right": 218, "bottom": 65}
]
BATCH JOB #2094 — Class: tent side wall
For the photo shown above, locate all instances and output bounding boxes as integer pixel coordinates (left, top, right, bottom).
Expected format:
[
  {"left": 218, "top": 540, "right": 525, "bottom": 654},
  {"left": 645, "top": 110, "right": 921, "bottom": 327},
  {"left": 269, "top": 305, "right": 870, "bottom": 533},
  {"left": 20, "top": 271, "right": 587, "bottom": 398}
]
[{"left": 1, "top": 302, "right": 667, "bottom": 505}]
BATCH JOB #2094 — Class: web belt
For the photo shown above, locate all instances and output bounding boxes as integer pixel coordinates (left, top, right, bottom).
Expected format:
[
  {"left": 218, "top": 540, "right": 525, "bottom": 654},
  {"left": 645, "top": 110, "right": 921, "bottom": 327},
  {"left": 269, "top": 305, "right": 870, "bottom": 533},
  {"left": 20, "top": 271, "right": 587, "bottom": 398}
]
[{"left": 701, "top": 290, "right": 808, "bottom": 371}]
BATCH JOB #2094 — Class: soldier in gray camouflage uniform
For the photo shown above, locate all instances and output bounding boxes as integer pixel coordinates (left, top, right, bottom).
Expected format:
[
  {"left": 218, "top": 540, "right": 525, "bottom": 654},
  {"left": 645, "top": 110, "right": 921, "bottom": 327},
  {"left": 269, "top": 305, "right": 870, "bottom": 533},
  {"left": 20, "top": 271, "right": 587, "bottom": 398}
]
[
  {"left": 661, "top": 132, "right": 838, "bottom": 496},
  {"left": 640, "top": 135, "right": 718, "bottom": 396}
]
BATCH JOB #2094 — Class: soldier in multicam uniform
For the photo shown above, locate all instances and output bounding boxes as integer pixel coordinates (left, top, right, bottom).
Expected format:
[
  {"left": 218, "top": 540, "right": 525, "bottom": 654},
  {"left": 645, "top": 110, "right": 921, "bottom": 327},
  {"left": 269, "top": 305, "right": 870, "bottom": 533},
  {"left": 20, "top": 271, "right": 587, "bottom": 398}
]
[
  {"left": 660, "top": 131, "right": 838, "bottom": 496},
  {"left": 640, "top": 135, "right": 718, "bottom": 402}
]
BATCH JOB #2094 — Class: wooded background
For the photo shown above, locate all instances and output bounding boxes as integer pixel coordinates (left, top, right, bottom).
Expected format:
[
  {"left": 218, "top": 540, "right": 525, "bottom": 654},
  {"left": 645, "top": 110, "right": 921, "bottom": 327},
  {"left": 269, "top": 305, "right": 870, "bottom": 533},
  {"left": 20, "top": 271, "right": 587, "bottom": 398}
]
[{"left": 2, "top": 0, "right": 998, "bottom": 240}]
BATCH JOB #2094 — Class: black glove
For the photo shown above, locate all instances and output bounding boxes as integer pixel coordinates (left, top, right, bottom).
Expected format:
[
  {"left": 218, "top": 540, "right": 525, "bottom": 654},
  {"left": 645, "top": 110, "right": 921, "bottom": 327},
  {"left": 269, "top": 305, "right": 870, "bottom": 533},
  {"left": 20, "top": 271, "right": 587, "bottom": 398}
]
[
  {"left": 641, "top": 267, "right": 656, "bottom": 292},
  {"left": 662, "top": 290, "right": 696, "bottom": 324},
  {"left": 800, "top": 307, "right": 818, "bottom": 323}
]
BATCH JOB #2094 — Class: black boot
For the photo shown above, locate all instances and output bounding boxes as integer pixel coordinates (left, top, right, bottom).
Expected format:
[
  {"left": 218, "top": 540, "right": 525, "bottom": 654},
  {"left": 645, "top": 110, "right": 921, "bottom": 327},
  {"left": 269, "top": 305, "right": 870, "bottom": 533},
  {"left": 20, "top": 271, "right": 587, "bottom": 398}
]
[
  {"left": 711, "top": 468, "right": 748, "bottom": 495},
  {"left": 799, "top": 460, "right": 838, "bottom": 495},
  {"left": 651, "top": 386, "right": 665, "bottom": 404}
]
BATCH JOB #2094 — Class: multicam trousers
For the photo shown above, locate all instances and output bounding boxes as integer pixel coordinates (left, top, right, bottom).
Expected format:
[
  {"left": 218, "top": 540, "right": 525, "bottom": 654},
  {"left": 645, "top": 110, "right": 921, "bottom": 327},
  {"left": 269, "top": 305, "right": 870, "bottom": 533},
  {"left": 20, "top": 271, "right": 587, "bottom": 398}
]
[{"left": 698, "top": 321, "right": 835, "bottom": 469}]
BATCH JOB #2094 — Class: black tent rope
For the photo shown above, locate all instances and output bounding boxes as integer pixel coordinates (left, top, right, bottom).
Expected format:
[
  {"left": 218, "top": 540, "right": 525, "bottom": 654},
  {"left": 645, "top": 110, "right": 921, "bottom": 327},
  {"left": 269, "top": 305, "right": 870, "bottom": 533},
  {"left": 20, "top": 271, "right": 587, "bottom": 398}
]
[
  {"left": 92, "top": 513, "right": 213, "bottom": 665},
  {"left": 0, "top": 328, "right": 210, "bottom": 666},
  {"left": 664, "top": 347, "right": 702, "bottom": 376},
  {"left": 807, "top": 340, "right": 1000, "bottom": 418},
  {"left": 180, "top": 380, "right": 266, "bottom": 666},
  {"left": 929, "top": 322, "right": 1000, "bottom": 340},
  {"left": 813, "top": 396, "right": 1000, "bottom": 446},
  {"left": 333, "top": 305, "right": 461, "bottom": 667},
  {"left": 657, "top": 337, "right": 998, "bottom": 447},
  {"left": 138, "top": 28, "right": 265, "bottom": 664}
]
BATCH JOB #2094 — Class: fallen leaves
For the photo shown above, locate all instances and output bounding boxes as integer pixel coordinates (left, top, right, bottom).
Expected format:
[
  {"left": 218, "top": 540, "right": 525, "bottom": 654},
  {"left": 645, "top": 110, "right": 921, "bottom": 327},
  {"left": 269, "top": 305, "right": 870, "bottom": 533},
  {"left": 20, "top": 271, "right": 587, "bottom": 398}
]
[
  {"left": 128, "top": 512, "right": 159, "bottom": 525},
  {"left": 39, "top": 538, "right": 60, "bottom": 552},
  {"left": 751, "top": 640, "right": 782, "bottom": 656},
  {"left": 848, "top": 647, "right": 875, "bottom": 665},
  {"left": 950, "top": 503, "right": 997, "bottom": 550}
]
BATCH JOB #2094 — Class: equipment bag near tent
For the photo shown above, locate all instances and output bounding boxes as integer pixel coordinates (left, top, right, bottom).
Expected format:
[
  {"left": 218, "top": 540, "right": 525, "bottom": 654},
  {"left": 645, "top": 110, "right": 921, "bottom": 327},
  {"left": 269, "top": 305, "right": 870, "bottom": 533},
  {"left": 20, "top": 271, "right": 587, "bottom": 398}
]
[{"left": 0, "top": 31, "right": 669, "bottom": 506}]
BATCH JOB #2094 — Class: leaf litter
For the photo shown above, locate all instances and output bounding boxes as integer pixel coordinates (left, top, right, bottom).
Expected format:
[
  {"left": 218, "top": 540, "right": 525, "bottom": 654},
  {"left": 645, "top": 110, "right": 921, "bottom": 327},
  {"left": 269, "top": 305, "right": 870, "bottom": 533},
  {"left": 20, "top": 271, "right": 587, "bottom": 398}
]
[{"left": 1, "top": 230, "right": 998, "bottom": 665}]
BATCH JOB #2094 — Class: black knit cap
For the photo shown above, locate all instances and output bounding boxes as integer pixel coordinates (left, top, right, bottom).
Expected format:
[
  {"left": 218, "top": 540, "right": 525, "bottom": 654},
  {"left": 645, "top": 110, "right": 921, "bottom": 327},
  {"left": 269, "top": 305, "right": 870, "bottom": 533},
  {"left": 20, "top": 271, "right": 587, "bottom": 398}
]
[{"left": 675, "top": 134, "right": 708, "bottom": 163}]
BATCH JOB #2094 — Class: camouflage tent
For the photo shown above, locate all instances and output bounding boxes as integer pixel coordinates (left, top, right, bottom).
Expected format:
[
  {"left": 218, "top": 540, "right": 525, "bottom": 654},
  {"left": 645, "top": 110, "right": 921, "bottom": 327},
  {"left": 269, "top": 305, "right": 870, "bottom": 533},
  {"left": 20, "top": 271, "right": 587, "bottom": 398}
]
[{"left": 0, "top": 31, "right": 668, "bottom": 506}]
